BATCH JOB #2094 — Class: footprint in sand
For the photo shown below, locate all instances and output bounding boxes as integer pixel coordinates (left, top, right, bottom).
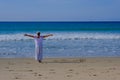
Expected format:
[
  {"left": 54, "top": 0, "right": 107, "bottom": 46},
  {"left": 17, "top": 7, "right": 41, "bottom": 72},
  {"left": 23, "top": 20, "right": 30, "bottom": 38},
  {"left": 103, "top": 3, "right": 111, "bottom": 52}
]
[
  {"left": 50, "top": 69, "right": 55, "bottom": 71},
  {"left": 32, "top": 72, "right": 38, "bottom": 76},
  {"left": 27, "top": 70, "right": 33, "bottom": 72},
  {"left": 5, "top": 66, "right": 14, "bottom": 72},
  {"left": 8, "top": 70, "right": 14, "bottom": 72},
  {"left": 5, "top": 67, "right": 9, "bottom": 69},
  {"left": 69, "top": 69, "right": 73, "bottom": 71},
  {"left": 109, "top": 67, "right": 116, "bottom": 70},
  {"left": 93, "top": 74, "right": 97, "bottom": 76},
  {"left": 66, "top": 74, "right": 72, "bottom": 77},
  {"left": 49, "top": 69, "right": 56, "bottom": 74},
  {"left": 14, "top": 74, "right": 26, "bottom": 79},
  {"left": 89, "top": 74, "right": 97, "bottom": 77},
  {"left": 38, "top": 74, "right": 42, "bottom": 76},
  {"left": 32, "top": 72, "right": 43, "bottom": 77},
  {"left": 14, "top": 76, "right": 21, "bottom": 79},
  {"left": 66, "top": 69, "right": 74, "bottom": 74}
]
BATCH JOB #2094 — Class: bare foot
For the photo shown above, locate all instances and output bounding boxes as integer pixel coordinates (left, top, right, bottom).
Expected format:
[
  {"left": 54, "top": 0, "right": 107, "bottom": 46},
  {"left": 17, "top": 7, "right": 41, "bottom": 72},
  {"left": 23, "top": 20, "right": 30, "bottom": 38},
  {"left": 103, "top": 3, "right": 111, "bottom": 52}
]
[{"left": 38, "top": 60, "right": 42, "bottom": 63}]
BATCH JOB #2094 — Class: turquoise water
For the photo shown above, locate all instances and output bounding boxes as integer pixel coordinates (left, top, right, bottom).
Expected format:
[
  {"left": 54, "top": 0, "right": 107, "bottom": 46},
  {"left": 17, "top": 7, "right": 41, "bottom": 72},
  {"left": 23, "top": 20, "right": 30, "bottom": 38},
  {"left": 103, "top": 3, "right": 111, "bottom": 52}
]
[
  {"left": 0, "top": 22, "right": 120, "bottom": 32},
  {"left": 0, "top": 22, "right": 120, "bottom": 58}
]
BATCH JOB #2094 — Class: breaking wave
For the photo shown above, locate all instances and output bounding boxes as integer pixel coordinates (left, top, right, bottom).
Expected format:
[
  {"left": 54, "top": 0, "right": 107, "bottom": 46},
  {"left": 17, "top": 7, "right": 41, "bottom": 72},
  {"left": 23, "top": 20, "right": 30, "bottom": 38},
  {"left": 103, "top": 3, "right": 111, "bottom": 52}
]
[{"left": 0, "top": 32, "right": 120, "bottom": 41}]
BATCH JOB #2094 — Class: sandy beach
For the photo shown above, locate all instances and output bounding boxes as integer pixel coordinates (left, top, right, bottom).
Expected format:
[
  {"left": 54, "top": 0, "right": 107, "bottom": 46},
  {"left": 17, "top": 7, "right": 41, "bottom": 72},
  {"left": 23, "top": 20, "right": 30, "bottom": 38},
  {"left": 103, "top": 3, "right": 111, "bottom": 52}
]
[{"left": 0, "top": 57, "right": 120, "bottom": 80}]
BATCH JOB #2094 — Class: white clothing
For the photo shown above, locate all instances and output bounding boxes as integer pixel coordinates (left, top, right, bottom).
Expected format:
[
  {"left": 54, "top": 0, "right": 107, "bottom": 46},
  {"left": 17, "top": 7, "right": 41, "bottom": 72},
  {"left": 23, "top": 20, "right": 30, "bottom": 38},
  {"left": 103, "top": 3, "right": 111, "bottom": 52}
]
[{"left": 34, "top": 36, "right": 44, "bottom": 61}]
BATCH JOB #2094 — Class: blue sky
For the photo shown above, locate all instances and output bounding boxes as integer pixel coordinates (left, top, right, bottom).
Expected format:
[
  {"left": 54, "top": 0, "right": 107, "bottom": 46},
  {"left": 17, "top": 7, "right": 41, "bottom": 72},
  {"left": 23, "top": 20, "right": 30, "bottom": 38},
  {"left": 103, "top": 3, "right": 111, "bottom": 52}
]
[{"left": 0, "top": 0, "right": 120, "bottom": 21}]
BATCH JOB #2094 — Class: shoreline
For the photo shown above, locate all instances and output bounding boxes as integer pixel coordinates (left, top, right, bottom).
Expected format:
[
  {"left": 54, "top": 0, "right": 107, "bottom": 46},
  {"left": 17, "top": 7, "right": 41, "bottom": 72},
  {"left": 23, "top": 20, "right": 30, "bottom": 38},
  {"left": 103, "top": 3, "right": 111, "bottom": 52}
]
[
  {"left": 0, "top": 57, "right": 120, "bottom": 63},
  {"left": 0, "top": 57, "right": 120, "bottom": 80}
]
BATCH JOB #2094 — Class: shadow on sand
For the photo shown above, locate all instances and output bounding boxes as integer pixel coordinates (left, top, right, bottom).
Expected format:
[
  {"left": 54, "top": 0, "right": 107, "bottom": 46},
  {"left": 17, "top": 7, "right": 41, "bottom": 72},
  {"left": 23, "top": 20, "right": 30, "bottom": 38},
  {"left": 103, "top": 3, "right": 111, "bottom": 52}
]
[{"left": 42, "top": 58, "right": 86, "bottom": 63}]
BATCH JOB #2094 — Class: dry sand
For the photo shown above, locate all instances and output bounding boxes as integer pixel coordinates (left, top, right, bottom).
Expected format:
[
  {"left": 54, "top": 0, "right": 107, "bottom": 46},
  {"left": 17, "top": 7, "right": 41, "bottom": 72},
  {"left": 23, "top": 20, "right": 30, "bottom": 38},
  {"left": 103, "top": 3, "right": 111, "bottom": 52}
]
[{"left": 0, "top": 57, "right": 120, "bottom": 80}]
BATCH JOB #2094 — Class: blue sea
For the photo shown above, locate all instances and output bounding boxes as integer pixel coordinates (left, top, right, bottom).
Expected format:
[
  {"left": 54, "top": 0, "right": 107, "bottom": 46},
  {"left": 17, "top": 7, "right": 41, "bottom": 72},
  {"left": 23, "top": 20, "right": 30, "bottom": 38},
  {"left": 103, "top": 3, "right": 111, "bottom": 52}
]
[{"left": 0, "top": 22, "right": 120, "bottom": 58}]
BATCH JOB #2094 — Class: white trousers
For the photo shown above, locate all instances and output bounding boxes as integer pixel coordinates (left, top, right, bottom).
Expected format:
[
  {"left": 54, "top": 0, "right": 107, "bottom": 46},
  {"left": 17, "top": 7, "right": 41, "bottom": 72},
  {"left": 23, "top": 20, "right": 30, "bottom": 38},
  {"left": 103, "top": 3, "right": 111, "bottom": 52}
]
[{"left": 35, "top": 47, "right": 43, "bottom": 61}]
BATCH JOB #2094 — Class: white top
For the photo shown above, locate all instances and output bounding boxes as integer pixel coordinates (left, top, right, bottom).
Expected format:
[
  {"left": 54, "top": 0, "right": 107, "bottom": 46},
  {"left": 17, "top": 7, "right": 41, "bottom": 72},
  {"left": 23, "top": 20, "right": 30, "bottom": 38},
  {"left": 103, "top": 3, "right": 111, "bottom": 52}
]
[{"left": 34, "top": 36, "right": 44, "bottom": 48}]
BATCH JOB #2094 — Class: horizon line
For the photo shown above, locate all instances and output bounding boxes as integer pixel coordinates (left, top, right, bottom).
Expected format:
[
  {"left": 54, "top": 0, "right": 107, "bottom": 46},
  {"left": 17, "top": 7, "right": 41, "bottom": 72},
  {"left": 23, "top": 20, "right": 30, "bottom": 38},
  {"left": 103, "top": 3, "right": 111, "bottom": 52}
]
[{"left": 0, "top": 21, "right": 120, "bottom": 23}]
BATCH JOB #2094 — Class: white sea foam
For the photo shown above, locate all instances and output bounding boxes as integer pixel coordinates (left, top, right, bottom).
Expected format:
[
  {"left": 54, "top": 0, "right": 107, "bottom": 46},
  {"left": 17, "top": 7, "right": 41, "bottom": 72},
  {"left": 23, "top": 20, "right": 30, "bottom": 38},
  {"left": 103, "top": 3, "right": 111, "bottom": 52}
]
[
  {"left": 0, "top": 33, "right": 29, "bottom": 41},
  {"left": 0, "top": 32, "right": 120, "bottom": 41},
  {"left": 0, "top": 32, "right": 120, "bottom": 58}
]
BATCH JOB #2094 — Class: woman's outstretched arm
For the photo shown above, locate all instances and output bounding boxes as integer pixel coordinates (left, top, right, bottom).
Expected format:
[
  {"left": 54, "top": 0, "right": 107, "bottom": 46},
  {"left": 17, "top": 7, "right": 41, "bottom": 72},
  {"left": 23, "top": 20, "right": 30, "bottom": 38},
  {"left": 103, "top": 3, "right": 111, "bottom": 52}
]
[
  {"left": 43, "top": 34, "right": 53, "bottom": 38},
  {"left": 24, "top": 34, "right": 35, "bottom": 38}
]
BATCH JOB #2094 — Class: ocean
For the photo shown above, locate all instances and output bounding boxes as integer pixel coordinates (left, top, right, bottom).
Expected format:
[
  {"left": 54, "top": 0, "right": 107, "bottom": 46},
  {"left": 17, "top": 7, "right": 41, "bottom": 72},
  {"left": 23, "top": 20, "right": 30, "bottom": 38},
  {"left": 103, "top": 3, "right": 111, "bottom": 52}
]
[{"left": 0, "top": 22, "right": 120, "bottom": 58}]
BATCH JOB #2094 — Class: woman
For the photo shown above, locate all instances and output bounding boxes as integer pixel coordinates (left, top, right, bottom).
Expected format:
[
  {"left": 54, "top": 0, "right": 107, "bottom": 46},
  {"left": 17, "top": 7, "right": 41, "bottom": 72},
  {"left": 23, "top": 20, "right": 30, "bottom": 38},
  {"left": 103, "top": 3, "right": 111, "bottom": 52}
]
[{"left": 24, "top": 32, "right": 53, "bottom": 63}]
